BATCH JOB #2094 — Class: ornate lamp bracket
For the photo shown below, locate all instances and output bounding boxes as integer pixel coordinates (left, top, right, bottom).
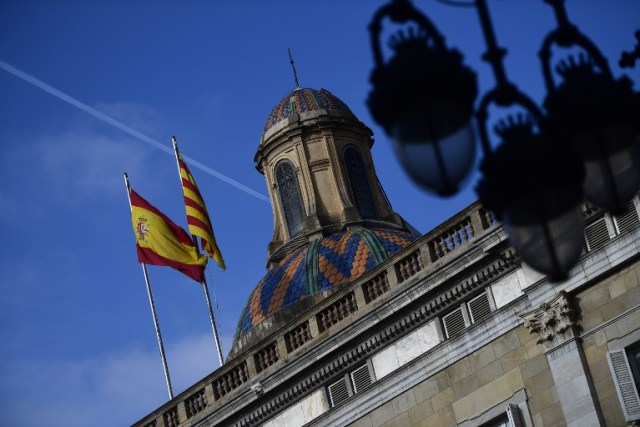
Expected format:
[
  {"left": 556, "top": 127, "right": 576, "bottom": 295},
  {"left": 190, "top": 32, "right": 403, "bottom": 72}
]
[{"left": 519, "top": 291, "right": 578, "bottom": 350}]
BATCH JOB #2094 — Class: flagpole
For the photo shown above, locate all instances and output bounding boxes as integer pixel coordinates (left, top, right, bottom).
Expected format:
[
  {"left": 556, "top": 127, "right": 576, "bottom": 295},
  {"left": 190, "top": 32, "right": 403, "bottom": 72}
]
[
  {"left": 202, "top": 278, "right": 224, "bottom": 366},
  {"left": 171, "top": 137, "right": 225, "bottom": 367},
  {"left": 124, "top": 172, "right": 174, "bottom": 400}
]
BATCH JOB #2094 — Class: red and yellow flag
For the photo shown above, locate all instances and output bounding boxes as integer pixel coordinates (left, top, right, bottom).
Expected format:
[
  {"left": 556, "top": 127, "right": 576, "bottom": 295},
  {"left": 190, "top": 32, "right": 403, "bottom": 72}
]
[
  {"left": 178, "top": 155, "right": 225, "bottom": 270},
  {"left": 130, "top": 189, "right": 208, "bottom": 282}
]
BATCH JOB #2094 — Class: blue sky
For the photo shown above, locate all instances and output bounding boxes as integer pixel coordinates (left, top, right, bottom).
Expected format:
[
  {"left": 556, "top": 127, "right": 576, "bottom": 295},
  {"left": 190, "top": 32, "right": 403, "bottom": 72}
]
[{"left": 1, "top": 1, "right": 638, "bottom": 426}]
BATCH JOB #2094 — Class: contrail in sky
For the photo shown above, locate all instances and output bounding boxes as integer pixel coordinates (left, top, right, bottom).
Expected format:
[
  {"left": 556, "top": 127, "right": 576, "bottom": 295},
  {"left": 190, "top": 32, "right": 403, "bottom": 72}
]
[{"left": 0, "top": 60, "right": 269, "bottom": 202}]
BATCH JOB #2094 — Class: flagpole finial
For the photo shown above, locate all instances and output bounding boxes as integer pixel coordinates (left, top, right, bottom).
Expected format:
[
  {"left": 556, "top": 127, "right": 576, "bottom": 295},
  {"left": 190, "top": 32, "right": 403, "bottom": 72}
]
[{"left": 288, "top": 48, "right": 301, "bottom": 89}]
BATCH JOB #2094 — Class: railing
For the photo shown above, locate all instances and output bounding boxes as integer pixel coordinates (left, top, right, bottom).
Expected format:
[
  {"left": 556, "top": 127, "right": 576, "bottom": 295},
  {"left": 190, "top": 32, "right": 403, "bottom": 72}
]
[
  {"left": 212, "top": 362, "right": 249, "bottom": 400},
  {"left": 285, "top": 321, "right": 312, "bottom": 352},
  {"left": 186, "top": 389, "right": 208, "bottom": 418},
  {"left": 317, "top": 292, "right": 358, "bottom": 332},
  {"left": 163, "top": 407, "right": 179, "bottom": 427},
  {"left": 362, "top": 271, "right": 390, "bottom": 303},
  {"left": 395, "top": 250, "right": 424, "bottom": 282},
  {"left": 254, "top": 342, "right": 279, "bottom": 373}
]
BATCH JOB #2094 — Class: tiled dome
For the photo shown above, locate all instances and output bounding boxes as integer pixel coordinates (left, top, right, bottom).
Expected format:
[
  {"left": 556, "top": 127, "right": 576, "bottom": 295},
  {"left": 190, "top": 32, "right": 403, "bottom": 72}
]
[
  {"left": 263, "top": 87, "right": 356, "bottom": 133},
  {"left": 233, "top": 228, "right": 418, "bottom": 344}
]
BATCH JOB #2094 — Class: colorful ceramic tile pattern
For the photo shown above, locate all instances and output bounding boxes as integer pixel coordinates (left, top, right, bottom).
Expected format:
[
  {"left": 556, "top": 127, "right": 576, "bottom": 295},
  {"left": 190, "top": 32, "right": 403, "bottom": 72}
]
[
  {"left": 234, "top": 228, "right": 418, "bottom": 342},
  {"left": 263, "top": 87, "right": 356, "bottom": 133}
]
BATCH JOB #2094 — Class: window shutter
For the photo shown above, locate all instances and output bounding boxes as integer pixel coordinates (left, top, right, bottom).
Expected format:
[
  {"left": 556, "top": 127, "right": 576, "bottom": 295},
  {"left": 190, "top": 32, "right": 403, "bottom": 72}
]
[
  {"left": 443, "top": 307, "right": 466, "bottom": 338},
  {"left": 585, "top": 217, "right": 610, "bottom": 251},
  {"left": 613, "top": 200, "right": 640, "bottom": 235},
  {"left": 468, "top": 292, "right": 492, "bottom": 324},
  {"left": 351, "top": 364, "right": 373, "bottom": 394},
  {"left": 506, "top": 403, "right": 525, "bottom": 427},
  {"left": 607, "top": 349, "right": 640, "bottom": 421},
  {"left": 327, "top": 377, "right": 350, "bottom": 407}
]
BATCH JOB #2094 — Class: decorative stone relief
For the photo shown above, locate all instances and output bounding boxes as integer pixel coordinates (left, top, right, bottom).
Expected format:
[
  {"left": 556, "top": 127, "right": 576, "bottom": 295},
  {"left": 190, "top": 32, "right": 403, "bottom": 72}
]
[{"left": 519, "top": 291, "right": 578, "bottom": 350}]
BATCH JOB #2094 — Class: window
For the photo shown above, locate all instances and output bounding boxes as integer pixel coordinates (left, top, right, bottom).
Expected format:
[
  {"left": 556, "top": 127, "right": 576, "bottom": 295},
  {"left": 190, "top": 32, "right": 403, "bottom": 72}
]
[
  {"left": 479, "top": 405, "right": 524, "bottom": 427},
  {"left": 275, "top": 160, "right": 305, "bottom": 236},
  {"left": 482, "top": 414, "right": 509, "bottom": 427},
  {"left": 343, "top": 147, "right": 376, "bottom": 219},
  {"left": 327, "top": 363, "right": 375, "bottom": 407},
  {"left": 608, "top": 343, "right": 640, "bottom": 423},
  {"left": 442, "top": 291, "right": 495, "bottom": 339},
  {"left": 584, "top": 196, "right": 640, "bottom": 251},
  {"left": 458, "top": 401, "right": 527, "bottom": 427},
  {"left": 584, "top": 216, "right": 612, "bottom": 251},
  {"left": 612, "top": 199, "right": 640, "bottom": 234}
]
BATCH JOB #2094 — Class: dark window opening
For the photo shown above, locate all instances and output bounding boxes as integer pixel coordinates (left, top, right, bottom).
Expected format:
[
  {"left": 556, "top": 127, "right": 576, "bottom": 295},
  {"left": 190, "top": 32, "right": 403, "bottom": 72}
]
[
  {"left": 275, "top": 161, "right": 305, "bottom": 236},
  {"left": 343, "top": 147, "right": 376, "bottom": 219}
]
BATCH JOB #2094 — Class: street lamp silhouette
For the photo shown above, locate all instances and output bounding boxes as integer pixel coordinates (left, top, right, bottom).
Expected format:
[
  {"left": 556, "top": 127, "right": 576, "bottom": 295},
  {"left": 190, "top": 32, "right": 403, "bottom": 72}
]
[
  {"left": 367, "top": 0, "right": 639, "bottom": 280},
  {"left": 367, "top": 0, "right": 478, "bottom": 197}
]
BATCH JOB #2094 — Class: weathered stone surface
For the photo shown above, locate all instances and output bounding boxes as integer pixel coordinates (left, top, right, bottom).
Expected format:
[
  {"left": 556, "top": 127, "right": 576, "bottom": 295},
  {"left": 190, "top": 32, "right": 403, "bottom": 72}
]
[
  {"left": 412, "top": 379, "right": 438, "bottom": 404},
  {"left": 492, "top": 330, "right": 521, "bottom": 358},
  {"left": 500, "top": 343, "right": 528, "bottom": 373},
  {"left": 490, "top": 271, "right": 523, "bottom": 308},
  {"left": 452, "top": 368, "right": 523, "bottom": 423},
  {"left": 476, "top": 359, "right": 505, "bottom": 387},
  {"left": 452, "top": 373, "right": 479, "bottom": 400},
  {"left": 392, "top": 390, "right": 416, "bottom": 416},
  {"left": 369, "top": 401, "right": 395, "bottom": 427},
  {"left": 445, "top": 358, "right": 472, "bottom": 385},
  {"left": 430, "top": 387, "right": 455, "bottom": 412},
  {"left": 467, "top": 343, "right": 496, "bottom": 372},
  {"left": 385, "top": 412, "right": 410, "bottom": 427},
  {"left": 407, "top": 399, "right": 434, "bottom": 425},
  {"left": 420, "top": 408, "right": 455, "bottom": 427},
  {"left": 520, "top": 353, "right": 548, "bottom": 381}
]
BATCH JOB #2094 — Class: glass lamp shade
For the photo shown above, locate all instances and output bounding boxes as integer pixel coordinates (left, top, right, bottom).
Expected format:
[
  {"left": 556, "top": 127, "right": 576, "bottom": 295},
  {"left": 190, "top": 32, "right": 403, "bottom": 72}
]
[
  {"left": 580, "top": 126, "right": 640, "bottom": 214},
  {"left": 392, "top": 116, "right": 476, "bottom": 196},
  {"left": 502, "top": 188, "right": 585, "bottom": 281}
]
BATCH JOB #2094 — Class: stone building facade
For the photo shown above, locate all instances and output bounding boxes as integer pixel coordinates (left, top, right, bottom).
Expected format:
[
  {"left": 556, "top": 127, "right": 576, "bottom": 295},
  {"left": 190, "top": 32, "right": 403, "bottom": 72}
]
[{"left": 133, "top": 87, "right": 640, "bottom": 427}]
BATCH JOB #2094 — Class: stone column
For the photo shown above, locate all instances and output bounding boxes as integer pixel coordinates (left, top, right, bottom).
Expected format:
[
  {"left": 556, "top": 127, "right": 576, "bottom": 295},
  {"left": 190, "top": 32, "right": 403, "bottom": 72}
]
[{"left": 520, "top": 291, "right": 604, "bottom": 427}]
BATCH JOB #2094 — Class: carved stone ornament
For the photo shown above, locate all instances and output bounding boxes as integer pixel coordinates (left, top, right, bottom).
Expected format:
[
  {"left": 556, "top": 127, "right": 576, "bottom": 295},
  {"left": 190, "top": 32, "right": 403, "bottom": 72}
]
[
  {"left": 250, "top": 382, "right": 264, "bottom": 396},
  {"left": 519, "top": 291, "right": 578, "bottom": 350}
]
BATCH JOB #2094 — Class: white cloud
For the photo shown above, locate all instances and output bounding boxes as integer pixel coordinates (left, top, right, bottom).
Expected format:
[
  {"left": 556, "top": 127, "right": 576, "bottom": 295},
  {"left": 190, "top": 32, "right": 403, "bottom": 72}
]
[
  {"left": 0, "top": 333, "right": 230, "bottom": 427},
  {"left": 34, "top": 130, "right": 150, "bottom": 204}
]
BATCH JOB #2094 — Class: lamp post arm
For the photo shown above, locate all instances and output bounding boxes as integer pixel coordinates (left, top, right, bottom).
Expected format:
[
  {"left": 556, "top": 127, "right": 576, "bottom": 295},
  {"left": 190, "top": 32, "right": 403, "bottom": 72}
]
[
  {"left": 369, "top": 0, "right": 445, "bottom": 68},
  {"left": 475, "top": 0, "right": 509, "bottom": 88},
  {"left": 540, "top": 0, "right": 613, "bottom": 93},
  {"left": 476, "top": 84, "right": 544, "bottom": 155}
]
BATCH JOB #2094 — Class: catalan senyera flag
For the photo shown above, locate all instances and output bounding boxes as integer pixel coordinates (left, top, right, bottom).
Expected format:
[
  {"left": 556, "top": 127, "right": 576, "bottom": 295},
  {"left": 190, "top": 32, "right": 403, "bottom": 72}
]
[
  {"left": 178, "top": 155, "right": 226, "bottom": 270},
  {"left": 130, "top": 189, "right": 208, "bottom": 282}
]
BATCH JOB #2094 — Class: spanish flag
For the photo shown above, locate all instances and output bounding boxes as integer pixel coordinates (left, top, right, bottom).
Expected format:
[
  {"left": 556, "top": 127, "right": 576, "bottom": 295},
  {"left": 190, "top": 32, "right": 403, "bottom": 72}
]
[
  {"left": 130, "top": 189, "right": 208, "bottom": 282},
  {"left": 177, "top": 154, "right": 226, "bottom": 270}
]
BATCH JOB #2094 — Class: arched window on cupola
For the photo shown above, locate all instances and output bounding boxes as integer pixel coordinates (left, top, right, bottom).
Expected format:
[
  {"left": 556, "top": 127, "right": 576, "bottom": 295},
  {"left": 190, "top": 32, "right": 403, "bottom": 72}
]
[
  {"left": 343, "top": 146, "right": 376, "bottom": 219},
  {"left": 275, "top": 160, "right": 305, "bottom": 236}
]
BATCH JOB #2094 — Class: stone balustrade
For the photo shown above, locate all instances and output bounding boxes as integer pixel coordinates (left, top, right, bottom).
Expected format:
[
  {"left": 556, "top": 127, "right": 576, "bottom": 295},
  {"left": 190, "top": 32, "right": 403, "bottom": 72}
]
[
  {"left": 361, "top": 271, "right": 389, "bottom": 303},
  {"left": 254, "top": 342, "right": 280, "bottom": 373},
  {"left": 285, "top": 321, "right": 312, "bottom": 352}
]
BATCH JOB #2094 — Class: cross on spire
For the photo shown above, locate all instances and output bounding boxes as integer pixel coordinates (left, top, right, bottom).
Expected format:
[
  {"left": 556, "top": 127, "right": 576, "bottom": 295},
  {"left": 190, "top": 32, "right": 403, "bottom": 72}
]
[{"left": 288, "top": 48, "right": 301, "bottom": 89}]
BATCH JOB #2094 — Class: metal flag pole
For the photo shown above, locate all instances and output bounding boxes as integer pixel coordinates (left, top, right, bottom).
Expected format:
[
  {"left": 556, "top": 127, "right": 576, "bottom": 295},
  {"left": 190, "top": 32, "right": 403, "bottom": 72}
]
[
  {"left": 202, "top": 277, "right": 224, "bottom": 366},
  {"left": 124, "top": 172, "right": 174, "bottom": 399},
  {"left": 171, "top": 137, "right": 225, "bottom": 367}
]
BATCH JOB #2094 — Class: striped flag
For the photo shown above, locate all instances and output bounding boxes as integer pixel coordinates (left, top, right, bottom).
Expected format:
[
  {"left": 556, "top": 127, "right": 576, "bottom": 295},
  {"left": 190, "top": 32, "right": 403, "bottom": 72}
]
[
  {"left": 130, "top": 189, "right": 208, "bottom": 282},
  {"left": 177, "top": 153, "right": 226, "bottom": 270}
]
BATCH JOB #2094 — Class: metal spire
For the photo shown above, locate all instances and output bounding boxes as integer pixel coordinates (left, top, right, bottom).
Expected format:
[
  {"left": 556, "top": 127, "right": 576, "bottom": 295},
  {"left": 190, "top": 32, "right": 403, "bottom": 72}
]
[{"left": 288, "top": 48, "right": 301, "bottom": 89}]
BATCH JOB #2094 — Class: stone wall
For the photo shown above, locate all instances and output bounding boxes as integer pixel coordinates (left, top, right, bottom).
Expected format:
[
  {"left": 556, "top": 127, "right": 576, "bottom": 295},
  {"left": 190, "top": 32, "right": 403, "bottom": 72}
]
[
  {"left": 576, "top": 262, "right": 640, "bottom": 427},
  {"left": 347, "top": 324, "right": 562, "bottom": 427},
  {"left": 346, "top": 261, "right": 640, "bottom": 427}
]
